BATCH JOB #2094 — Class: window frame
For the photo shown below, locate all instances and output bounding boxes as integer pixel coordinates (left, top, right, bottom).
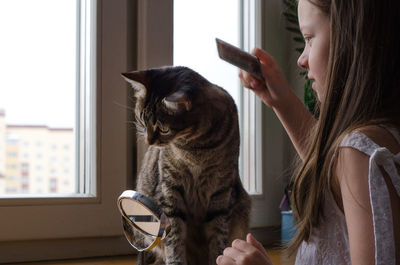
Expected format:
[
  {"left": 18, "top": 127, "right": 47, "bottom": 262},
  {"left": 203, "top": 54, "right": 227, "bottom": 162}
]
[
  {"left": 240, "top": 0, "right": 264, "bottom": 195},
  {"left": 0, "top": 0, "right": 96, "bottom": 204},
  {"left": 0, "top": 0, "right": 135, "bottom": 262}
]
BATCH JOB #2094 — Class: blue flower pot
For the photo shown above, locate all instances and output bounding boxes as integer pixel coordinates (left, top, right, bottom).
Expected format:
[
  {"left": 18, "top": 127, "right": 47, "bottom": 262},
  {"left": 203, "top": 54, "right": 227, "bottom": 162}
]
[{"left": 281, "top": 210, "right": 296, "bottom": 244}]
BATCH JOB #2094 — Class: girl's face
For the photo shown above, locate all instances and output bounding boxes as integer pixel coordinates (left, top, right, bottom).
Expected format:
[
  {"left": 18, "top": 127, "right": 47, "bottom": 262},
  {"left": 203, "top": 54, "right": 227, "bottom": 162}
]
[{"left": 297, "top": 0, "right": 330, "bottom": 102}]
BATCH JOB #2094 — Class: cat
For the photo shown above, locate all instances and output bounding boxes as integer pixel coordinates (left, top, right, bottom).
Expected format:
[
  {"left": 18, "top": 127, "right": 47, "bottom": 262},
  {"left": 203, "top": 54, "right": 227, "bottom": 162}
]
[{"left": 122, "top": 66, "right": 251, "bottom": 265}]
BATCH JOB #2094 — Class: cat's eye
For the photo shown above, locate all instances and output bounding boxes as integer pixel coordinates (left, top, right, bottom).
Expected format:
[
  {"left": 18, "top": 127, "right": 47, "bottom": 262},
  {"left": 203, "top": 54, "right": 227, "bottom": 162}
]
[{"left": 156, "top": 121, "right": 169, "bottom": 134}]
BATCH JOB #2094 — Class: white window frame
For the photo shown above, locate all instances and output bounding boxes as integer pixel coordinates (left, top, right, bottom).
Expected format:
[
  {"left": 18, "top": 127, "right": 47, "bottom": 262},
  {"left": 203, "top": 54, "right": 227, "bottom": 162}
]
[
  {"left": 78, "top": 0, "right": 97, "bottom": 196},
  {"left": 0, "top": 0, "right": 134, "bottom": 262},
  {"left": 240, "top": 0, "right": 263, "bottom": 195},
  {"left": 239, "top": 0, "right": 273, "bottom": 230}
]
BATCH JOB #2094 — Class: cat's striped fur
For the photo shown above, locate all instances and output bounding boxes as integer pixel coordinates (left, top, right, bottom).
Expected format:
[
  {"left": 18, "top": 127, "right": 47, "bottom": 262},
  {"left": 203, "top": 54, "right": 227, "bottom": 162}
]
[{"left": 122, "top": 66, "right": 251, "bottom": 265}]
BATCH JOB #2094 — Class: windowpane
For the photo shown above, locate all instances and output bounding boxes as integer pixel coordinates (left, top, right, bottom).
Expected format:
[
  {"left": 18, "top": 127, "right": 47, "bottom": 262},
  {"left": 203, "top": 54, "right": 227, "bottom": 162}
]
[
  {"left": 173, "top": 0, "right": 262, "bottom": 194},
  {"left": 173, "top": 0, "right": 241, "bottom": 105},
  {"left": 0, "top": 0, "right": 78, "bottom": 195}
]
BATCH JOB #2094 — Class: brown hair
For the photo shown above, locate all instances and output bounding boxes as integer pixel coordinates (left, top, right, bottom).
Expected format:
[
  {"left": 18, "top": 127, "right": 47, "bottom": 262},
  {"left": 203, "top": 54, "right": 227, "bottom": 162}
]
[{"left": 288, "top": 0, "right": 400, "bottom": 255}]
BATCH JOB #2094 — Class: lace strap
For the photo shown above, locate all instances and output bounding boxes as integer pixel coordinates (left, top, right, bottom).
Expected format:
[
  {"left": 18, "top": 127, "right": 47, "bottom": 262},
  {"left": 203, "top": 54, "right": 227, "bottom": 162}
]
[
  {"left": 340, "top": 131, "right": 381, "bottom": 156},
  {"left": 369, "top": 148, "right": 400, "bottom": 265}
]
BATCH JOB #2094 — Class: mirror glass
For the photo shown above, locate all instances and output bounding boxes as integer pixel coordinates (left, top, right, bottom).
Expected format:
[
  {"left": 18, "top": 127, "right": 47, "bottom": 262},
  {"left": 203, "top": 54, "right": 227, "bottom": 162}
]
[
  {"left": 120, "top": 198, "right": 160, "bottom": 236},
  {"left": 117, "top": 190, "right": 170, "bottom": 252},
  {"left": 121, "top": 215, "right": 158, "bottom": 252}
]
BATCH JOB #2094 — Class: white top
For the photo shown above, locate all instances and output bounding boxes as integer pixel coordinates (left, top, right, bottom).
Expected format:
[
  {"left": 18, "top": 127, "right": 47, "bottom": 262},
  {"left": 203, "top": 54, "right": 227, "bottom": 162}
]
[{"left": 295, "top": 125, "right": 400, "bottom": 265}]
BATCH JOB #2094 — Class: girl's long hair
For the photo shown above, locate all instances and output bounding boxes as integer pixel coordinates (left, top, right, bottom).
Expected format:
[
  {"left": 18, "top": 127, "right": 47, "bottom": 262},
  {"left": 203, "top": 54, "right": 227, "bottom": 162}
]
[{"left": 288, "top": 0, "right": 400, "bottom": 255}]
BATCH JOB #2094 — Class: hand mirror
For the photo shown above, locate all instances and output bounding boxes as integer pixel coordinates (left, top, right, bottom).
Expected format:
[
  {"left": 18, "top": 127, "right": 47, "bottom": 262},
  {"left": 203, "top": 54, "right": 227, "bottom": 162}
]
[{"left": 117, "top": 190, "right": 170, "bottom": 252}]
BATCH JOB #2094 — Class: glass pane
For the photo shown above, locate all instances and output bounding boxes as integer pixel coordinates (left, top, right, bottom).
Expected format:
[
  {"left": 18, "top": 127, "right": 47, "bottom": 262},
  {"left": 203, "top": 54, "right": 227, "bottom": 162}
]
[
  {"left": 0, "top": 0, "right": 77, "bottom": 195},
  {"left": 174, "top": 0, "right": 262, "bottom": 195},
  {"left": 173, "top": 0, "right": 241, "bottom": 105}
]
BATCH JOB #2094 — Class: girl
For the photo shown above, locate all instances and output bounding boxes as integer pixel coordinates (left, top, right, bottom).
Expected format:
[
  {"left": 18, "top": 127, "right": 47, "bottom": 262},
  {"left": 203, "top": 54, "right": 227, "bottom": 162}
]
[{"left": 216, "top": 0, "right": 400, "bottom": 264}]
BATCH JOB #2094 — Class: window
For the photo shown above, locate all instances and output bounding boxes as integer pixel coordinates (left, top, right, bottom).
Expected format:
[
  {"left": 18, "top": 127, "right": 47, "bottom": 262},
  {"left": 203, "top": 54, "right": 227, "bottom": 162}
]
[
  {"left": 0, "top": 0, "right": 133, "bottom": 262},
  {"left": 0, "top": 0, "right": 78, "bottom": 196},
  {"left": 49, "top": 178, "right": 57, "bottom": 193}
]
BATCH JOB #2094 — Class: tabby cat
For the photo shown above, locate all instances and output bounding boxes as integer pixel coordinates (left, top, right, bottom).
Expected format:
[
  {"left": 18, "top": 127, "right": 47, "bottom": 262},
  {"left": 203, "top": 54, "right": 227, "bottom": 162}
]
[{"left": 122, "top": 66, "right": 251, "bottom": 265}]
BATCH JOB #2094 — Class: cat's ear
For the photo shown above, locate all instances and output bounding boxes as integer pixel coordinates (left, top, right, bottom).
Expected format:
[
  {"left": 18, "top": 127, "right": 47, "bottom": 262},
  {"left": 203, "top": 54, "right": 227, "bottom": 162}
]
[
  {"left": 162, "top": 90, "right": 192, "bottom": 112},
  {"left": 121, "top": 71, "right": 148, "bottom": 94}
]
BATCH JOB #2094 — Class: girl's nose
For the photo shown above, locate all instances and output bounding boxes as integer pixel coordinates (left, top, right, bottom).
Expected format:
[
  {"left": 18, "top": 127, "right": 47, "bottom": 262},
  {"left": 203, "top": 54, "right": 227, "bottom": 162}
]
[{"left": 297, "top": 51, "right": 308, "bottom": 69}]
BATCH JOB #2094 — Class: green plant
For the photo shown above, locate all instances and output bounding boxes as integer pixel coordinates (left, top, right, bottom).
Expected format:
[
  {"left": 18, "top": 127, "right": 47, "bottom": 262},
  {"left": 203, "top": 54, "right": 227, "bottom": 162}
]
[{"left": 282, "top": 0, "right": 317, "bottom": 116}]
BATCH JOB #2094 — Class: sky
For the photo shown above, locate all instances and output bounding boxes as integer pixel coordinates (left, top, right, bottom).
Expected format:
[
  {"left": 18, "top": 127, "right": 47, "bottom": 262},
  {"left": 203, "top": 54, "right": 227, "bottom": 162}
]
[
  {"left": 174, "top": 0, "right": 241, "bottom": 105},
  {"left": 0, "top": 0, "right": 76, "bottom": 128},
  {"left": 0, "top": 0, "right": 241, "bottom": 128}
]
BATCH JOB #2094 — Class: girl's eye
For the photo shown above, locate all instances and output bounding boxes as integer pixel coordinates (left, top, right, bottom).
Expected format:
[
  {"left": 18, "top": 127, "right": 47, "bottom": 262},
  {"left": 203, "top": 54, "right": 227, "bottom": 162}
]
[{"left": 304, "top": 36, "right": 313, "bottom": 44}]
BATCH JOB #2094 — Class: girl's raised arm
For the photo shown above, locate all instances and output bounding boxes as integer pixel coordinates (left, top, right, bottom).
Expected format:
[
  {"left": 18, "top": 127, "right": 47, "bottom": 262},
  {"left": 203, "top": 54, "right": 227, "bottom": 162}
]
[{"left": 239, "top": 48, "right": 316, "bottom": 160}]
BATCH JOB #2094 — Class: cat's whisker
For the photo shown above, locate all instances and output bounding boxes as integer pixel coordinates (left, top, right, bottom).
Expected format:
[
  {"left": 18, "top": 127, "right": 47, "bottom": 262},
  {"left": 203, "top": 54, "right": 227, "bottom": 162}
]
[{"left": 113, "top": 101, "right": 136, "bottom": 112}]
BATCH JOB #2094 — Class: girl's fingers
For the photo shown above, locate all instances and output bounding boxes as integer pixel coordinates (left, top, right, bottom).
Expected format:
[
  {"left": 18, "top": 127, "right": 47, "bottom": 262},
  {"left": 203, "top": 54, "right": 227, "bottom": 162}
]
[
  {"left": 223, "top": 246, "right": 245, "bottom": 260},
  {"left": 238, "top": 71, "right": 250, "bottom": 87},
  {"left": 232, "top": 239, "right": 255, "bottom": 253},
  {"left": 239, "top": 70, "right": 264, "bottom": 90},
  {"left": 239, "top": 70, "right": 255, "bottom": 87},
  {"left": 247, "top": 233, "right": 269, "bottom": 258},
  {"left": 216, "top": 254, "right": 236, "bottom": 265},
  {"left": 232, "top": 236, "right": 272, "bottom": 262},
  {"left": 219, "top": 237, "right": 274, "bottom": 265},
  {"left": 252, "top": 48, "right": 281, "bottom": 84},
  {"left": 251, "top": 78, "right": 267, "bottom": 93},
  {"left": 253, "top": 48, "right": 275, "bottom": 68}
]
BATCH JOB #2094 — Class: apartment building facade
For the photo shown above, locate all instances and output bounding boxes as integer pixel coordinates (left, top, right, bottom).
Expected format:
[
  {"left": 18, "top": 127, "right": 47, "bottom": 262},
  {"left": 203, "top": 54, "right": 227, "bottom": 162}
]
[{"left": 0, "top": 110, "right": 75, "bottom": 195}]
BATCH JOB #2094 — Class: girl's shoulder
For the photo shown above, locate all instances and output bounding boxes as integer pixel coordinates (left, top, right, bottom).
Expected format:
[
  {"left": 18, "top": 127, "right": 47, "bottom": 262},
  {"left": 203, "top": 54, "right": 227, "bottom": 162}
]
[
  {"left": 349, "top": 124, "right": 400, "bottom": 155},
  {"left": 331, "top": 124, "right": 400, "bottom": 202}
]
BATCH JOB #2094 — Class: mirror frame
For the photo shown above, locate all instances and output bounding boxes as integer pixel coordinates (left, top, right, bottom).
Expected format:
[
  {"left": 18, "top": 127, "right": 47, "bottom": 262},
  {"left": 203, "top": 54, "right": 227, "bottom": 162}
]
[{"left": 117, "top": 190, "right": 170, "bottom": 251}]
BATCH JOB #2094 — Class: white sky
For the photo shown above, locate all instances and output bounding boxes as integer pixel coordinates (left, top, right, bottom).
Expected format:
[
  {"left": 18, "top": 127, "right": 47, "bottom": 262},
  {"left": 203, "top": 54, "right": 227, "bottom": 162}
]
[
  {"left": 173, "top": 0, "right": 241, "bottom": 105},
  {"left": 0, "top": 0, "right": 76, "bottom": 128},
  {"left": 0, "top": 0, "right": 240, "bottom": 128}
]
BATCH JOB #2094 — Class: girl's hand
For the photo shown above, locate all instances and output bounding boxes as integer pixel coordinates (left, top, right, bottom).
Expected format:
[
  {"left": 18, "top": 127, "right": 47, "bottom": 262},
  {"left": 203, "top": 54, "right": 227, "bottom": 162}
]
[
  {"left": 216, "top": 233, "right": 273, "bottom": 265},
  {"left": 239, "top": 48, "right": 292, "bottom": 110}
]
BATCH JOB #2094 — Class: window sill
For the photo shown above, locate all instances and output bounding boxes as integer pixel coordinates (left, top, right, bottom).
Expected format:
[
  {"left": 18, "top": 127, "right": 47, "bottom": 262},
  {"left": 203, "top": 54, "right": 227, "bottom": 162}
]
[
  {"left": 17, "top": 255, "right": 135, "bottom": 265},
  {"left": 0, "top": 236, "right": 135, "bottom": 264},
  {"left": 18, "top": 251, "right": 294, "bottom": 265}
]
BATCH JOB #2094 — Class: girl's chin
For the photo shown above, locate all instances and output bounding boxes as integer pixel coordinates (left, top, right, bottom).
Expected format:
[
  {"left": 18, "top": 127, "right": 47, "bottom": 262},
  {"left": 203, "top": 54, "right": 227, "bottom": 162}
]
[{"left": 312, "top": 83, "right": 323, "bottom": 102}]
